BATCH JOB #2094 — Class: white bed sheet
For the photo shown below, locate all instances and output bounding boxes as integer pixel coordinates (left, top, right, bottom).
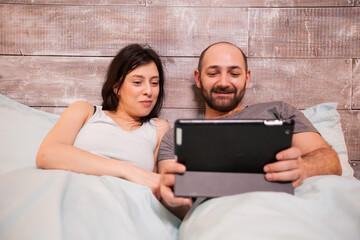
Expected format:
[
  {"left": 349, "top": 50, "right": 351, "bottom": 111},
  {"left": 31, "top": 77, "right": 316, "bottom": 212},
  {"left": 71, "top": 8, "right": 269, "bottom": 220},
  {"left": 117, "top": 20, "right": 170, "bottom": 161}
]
[
  {"left": 179, "top": 175, "right": 360, "bottom": 240},
  {"left": 0, "top": 168, "right": 180, "bottom": 240}
]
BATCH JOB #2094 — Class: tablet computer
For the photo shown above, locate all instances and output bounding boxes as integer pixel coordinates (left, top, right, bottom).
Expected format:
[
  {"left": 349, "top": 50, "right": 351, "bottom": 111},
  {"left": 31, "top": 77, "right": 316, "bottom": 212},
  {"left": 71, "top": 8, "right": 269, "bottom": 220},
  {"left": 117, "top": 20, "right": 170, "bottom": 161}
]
[{"left": 174, "top": 119, "right": 294, "bottom": 197}]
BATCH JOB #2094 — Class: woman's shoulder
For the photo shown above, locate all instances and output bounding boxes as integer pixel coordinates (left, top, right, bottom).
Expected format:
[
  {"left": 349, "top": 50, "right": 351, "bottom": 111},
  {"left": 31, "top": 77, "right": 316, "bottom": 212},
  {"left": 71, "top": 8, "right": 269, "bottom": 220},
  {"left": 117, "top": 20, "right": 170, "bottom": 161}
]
[
  {"left": 68, "top": 101, "right": 93, "bottom": 109},
  {"left": 152, "top": 118, "right": 170, "bottom": 128},
  {"left": 62, "top": 101, "right": 95, "bottom": 122},
  {"left": 152, "top": 118, "right": 170, "bottom": 136}
]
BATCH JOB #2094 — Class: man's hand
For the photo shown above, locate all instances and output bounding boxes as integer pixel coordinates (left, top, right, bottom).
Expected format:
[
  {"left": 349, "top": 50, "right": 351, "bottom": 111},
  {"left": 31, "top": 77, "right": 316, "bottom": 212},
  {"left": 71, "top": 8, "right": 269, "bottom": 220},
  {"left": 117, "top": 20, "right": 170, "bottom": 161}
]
[
  {"left": 264, "top": 147, "right": 307, "bottom": 188},
  {"left": 158, "top": 160, "right": 192, "bottom": 219}
]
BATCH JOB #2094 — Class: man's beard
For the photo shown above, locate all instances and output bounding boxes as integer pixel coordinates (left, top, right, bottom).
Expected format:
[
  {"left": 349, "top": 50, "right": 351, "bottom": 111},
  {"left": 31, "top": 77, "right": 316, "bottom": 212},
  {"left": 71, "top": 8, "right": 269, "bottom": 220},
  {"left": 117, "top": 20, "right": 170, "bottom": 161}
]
[{"left": 200, "top": 81, "right": 246, "bottom": 112}]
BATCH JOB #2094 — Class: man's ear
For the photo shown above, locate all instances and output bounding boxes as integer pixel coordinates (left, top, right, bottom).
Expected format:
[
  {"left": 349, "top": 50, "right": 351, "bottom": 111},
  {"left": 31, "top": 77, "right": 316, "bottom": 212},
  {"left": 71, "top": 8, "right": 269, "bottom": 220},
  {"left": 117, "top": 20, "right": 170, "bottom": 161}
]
[
  {"left": 245, "top": 69, "right": 251, "bottom": 89},
  {"left": 194, "top": 69, "right": 201, "bottom": 88}
]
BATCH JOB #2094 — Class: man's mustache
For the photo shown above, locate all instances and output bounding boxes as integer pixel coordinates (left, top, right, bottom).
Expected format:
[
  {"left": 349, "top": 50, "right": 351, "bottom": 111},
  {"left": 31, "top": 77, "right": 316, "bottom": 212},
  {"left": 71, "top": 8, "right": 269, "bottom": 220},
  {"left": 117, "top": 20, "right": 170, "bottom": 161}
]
[{"left": 211, "top": 86, "right": 237, "bottom": 94}]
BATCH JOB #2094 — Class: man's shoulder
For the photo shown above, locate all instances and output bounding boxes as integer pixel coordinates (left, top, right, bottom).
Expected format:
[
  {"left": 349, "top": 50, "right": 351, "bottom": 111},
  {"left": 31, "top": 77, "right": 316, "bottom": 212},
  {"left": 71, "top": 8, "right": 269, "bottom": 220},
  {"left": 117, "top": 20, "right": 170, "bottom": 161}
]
[
  {"left": 247, "top": 101, "right": 294, "bottom": 110},
  {"left": 230, "top": 101, "right": 299, "bottom": 120}
]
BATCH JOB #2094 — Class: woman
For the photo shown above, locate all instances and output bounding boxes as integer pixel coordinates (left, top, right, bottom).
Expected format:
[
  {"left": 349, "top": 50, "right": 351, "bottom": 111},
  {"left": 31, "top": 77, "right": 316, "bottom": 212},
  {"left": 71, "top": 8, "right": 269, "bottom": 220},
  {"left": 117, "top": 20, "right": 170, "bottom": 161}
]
[{"left": 36, "top": 44, "right": 169, "bottom": 198}]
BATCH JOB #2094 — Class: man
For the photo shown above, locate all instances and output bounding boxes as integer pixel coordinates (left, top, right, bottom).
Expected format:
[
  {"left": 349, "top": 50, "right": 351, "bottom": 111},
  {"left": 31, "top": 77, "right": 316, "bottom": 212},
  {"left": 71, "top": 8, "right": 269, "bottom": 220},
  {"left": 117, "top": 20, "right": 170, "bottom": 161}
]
[{"left": 158, "top": 42, "right": 342, "bottom": 219}]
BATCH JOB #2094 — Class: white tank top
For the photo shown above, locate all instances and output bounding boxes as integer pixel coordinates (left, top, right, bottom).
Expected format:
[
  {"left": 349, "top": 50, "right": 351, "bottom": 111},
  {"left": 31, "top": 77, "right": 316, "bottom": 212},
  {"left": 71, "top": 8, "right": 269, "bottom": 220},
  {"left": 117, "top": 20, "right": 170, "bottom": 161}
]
[{"left": 73, "top": 106, "right": 157, "bottom": 172}]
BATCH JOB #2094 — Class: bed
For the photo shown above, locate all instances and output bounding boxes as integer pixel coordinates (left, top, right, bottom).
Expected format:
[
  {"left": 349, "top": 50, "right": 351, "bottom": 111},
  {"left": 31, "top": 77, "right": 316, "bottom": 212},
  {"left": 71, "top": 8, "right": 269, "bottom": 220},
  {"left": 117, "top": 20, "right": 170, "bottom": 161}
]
[{"left": 0, "top": 93, "right": 360, "bottom": 240}]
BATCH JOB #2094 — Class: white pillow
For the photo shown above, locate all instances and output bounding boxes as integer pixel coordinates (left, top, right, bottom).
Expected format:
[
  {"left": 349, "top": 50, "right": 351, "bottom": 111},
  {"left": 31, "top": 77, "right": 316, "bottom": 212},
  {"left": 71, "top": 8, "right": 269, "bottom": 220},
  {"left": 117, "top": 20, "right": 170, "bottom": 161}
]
[
  {"left": 302, "top": 102, "right": 354, "bottom": 178},
  {"left": 0, "top": 94, "right": 59, "bottom": 175}
]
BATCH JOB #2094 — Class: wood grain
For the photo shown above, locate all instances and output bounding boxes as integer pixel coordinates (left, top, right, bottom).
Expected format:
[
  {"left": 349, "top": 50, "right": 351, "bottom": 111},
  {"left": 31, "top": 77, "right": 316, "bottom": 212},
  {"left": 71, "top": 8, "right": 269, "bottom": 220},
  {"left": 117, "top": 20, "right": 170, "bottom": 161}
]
[
  {"left": 339, "top": 110, "right": 360, "bottom": 161},
  {"left": 353, "top": 59, "right": 360, "bottom": 110},
  {"left": 0, "top": 0, "right": 144, "bottom": 4},
  {"left": 249, "top": 8, "right": 360, "bottom": 58},
  {"left": 350, "top": 161, "right": 360, "bottom": 180},
  {"left": 147, "top": 0, "right": 353, "bottom": 7},
  {"left": 0, "top": 56, "right": 109, "bottom": 106},
  {"left": 0, "top": 4, "right": 248, "bottom": 57},
  {"left": 0, "top": 56, "right": 352, "bottom": 109},
  {"left": 247, "top": 58, "right": 352, "bottom": 109}
]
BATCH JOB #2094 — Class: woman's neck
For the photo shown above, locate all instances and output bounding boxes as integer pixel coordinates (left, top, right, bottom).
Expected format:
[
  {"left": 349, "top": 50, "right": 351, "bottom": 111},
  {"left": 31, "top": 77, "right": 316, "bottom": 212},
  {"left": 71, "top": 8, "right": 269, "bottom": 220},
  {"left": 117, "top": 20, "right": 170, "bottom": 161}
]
[{"left": 105, "top": 109, "right": 143, "bottom": 131}]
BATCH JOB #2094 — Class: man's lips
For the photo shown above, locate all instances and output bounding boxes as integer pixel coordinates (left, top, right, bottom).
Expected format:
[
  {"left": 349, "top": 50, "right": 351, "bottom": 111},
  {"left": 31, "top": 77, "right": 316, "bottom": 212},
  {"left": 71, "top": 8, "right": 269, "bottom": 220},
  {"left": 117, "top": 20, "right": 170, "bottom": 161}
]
[{"left": 211, "top": 91, "right": 235, "bottom": 97}]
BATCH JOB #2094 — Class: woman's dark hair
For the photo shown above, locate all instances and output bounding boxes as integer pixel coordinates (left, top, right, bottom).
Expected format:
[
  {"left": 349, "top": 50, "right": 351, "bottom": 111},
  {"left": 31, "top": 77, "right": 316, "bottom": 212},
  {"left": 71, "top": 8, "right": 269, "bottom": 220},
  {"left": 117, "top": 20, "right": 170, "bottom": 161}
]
[{"left": 101, "top": 44, "right": 164, "bottom": 122}]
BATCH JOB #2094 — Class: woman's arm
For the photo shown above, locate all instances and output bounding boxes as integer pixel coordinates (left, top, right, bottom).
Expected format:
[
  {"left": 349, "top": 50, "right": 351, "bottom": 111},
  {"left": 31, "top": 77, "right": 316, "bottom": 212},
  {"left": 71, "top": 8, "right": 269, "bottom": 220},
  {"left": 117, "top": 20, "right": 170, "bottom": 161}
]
[{"left": 36, "top": 101, "right": 161, "bottom": 196}]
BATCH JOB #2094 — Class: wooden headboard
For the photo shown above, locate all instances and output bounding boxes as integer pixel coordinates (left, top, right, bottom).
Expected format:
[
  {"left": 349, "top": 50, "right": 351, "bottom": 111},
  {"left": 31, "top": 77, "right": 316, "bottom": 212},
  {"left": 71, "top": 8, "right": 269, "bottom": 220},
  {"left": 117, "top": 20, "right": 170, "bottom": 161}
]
[{"left": 0, "top": 1, "right": 359, "bottom": 179}]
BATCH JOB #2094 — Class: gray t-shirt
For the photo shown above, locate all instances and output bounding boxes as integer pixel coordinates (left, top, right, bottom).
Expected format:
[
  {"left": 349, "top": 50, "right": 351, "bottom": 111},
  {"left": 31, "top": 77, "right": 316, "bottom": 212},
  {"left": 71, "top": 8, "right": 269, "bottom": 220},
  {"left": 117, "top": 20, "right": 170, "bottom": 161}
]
[{"left": 157, "top": 101, "right": 317, "bottom": 161}]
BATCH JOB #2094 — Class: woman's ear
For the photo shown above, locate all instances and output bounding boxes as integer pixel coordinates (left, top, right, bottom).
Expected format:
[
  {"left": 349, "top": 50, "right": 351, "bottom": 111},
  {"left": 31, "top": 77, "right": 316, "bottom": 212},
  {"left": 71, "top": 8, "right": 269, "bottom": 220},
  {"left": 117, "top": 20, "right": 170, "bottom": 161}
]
[{"left": 113, "top": 85, "right": 119, "bottom": 95}]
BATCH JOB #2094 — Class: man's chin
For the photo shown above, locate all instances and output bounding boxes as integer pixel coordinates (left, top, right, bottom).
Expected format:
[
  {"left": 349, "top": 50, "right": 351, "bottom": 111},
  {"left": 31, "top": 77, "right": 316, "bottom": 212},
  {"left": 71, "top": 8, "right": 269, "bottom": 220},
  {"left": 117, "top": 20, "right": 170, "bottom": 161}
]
[{"left": 210, "top": 101, "right": 238, "bottom": 112}]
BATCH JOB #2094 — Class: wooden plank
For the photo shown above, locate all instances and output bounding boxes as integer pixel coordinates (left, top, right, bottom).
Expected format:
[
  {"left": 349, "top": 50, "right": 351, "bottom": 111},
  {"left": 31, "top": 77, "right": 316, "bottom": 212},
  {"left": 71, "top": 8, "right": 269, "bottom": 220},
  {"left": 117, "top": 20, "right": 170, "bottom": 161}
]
[
  {"left": 0, "top": 56, "right": 109, "bottom": 106},
  {"left": 247, "top": 58, "right": 352, "bottom": 109},
  {"left": 350, "top": 160, "right": 360, "bottom": 180},
  {"left": 0, "top": 56, "right": 352, "bottom": 109},
  {"left": 353, "top": 59, "right": 360, "bottom": 110},
  {"left": 159, "top": 108, "right": 202, "bottom": 127},
  {"left": 0, "top": 0, "right": 143, "bottom": 4},
  {"left": 339, "top": 110, "right": 360, "bottom": 161},
  {"left": 147, "top": 0, "right": 353, "bottom": 7},
  {"left": 249, "top": 8, "right": 360, "bottom": 58},
  {"left": 0, "top": 4, "right": 248, "bottom": 57}
]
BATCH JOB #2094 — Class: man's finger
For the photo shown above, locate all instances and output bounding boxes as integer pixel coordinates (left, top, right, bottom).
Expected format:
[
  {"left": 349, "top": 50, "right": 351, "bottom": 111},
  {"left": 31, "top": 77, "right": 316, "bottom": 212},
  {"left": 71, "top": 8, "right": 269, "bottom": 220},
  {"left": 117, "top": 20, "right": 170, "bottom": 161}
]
[
  {"left": 160, "top": 182, "right": 191, "bottom": 207},
  {"left": 264, "top": 159, "right": 299, "bottom": 173},
  {"left": 161, "top": 161, "right": 186, "bottom": 174},
  {"left": 265, "top": 169, "right": 300, "bottom": 182},
  {"left": 276, "top": 147, "right": 302, "bottom": 160}
]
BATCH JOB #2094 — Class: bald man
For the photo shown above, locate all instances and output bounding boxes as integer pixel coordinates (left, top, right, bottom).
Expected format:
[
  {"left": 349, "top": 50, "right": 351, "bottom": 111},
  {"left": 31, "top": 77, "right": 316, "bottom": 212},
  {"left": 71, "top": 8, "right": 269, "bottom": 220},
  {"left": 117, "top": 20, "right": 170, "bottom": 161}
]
[{"left": 157, "top": 42, "right": 341, "bottom": 219}]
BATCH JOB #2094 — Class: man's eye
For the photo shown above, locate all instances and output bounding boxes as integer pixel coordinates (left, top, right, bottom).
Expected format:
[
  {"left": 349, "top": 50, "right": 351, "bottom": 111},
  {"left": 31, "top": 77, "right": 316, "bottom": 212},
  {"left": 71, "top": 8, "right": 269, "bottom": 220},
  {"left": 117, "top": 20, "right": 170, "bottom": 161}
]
[
  {"left": 208, "top": 72, "right": 217, "bottom": 76},
  {"left": 231, "top": 73, "right": 240, "bottom": 76}
]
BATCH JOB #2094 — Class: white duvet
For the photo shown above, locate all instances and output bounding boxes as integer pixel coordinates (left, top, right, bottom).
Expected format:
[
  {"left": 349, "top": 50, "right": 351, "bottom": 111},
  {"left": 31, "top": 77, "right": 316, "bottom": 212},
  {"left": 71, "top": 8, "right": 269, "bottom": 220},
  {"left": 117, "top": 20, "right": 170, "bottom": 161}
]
[
  {"left": 179, "top": 175, "right": 360, "bottom": 240},
  {"left": 1, "top": 168, "right": 359, "bottom": 240},
  {"left": 0, "top": 168, "right": 180, "bottom": 240}
]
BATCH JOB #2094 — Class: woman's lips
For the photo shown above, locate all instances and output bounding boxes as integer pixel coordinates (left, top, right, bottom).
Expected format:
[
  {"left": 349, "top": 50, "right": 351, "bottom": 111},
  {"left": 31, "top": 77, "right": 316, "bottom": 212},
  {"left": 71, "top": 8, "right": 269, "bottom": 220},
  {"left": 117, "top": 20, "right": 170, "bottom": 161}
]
[{"left": 140, "top": 100, "right": 153, "bottom": 107}]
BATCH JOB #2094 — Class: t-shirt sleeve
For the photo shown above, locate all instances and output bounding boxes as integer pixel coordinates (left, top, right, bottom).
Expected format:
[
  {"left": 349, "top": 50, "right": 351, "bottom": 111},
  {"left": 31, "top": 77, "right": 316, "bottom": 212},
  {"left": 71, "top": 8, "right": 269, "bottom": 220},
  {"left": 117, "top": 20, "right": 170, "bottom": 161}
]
[
  {"left": 157, "top": 128, "right": 175, "bottom": 161},
  {"left": 281, "top": 102, "right": 317, "bottom": 134}
]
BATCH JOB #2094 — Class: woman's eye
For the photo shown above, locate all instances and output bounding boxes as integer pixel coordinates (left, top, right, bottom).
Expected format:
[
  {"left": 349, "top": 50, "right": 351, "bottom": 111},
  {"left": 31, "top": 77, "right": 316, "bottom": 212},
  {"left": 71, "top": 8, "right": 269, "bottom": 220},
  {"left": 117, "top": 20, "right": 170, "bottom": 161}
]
[
  {"left": 151, "top": 81, "right": 159, "bottom": 86},
  {"left": 133, "top": 81, "right": 142, "bottom": 85}
]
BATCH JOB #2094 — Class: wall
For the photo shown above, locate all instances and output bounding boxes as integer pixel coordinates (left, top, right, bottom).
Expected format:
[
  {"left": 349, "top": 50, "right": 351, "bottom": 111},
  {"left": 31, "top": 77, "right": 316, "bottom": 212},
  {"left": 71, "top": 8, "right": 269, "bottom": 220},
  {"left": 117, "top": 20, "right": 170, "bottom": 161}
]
[{"left": 0, "top": 0, "right": 359, "bottom": 178}]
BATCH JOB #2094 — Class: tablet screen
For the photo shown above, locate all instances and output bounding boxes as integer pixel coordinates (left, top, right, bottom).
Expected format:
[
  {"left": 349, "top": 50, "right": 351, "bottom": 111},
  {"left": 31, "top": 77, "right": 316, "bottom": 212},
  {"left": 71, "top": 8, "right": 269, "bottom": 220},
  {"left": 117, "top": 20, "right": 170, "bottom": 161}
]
[{"left": 174, "top": 119, "right": 294, "bottom": 173}]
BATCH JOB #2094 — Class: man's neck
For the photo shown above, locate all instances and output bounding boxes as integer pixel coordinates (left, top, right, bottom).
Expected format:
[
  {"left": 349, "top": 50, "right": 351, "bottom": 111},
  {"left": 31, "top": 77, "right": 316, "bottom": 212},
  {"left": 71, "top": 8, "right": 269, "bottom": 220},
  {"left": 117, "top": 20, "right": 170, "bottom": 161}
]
[{"left": 204, "top": 105, "right": 244, "bottom": 119}]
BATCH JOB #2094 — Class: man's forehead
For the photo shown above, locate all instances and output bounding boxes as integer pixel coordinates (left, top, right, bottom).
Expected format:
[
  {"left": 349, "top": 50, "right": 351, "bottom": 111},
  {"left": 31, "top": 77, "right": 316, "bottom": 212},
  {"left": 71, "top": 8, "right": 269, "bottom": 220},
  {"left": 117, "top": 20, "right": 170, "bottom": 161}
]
[
  {"left": 207, "top": 65, "right": 242, "bottom": 70},
  {"left": 202, "top": 44, "right": 245, "bottom": 68}
]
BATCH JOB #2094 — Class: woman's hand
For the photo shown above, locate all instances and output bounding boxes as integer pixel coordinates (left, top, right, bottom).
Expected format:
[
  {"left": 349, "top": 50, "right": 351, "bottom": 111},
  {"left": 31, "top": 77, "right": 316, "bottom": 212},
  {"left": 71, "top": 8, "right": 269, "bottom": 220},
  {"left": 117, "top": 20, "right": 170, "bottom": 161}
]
[{"left": 127, "top": 165, "right": 161, "bottom": 199}]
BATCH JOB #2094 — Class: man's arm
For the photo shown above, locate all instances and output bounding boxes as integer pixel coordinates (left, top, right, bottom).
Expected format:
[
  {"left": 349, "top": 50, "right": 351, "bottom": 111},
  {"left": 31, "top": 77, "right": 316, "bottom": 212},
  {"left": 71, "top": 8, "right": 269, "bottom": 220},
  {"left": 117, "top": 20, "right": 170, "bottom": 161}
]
[{"left": 264, "top": 132, "right": 342, "bottom": 187}]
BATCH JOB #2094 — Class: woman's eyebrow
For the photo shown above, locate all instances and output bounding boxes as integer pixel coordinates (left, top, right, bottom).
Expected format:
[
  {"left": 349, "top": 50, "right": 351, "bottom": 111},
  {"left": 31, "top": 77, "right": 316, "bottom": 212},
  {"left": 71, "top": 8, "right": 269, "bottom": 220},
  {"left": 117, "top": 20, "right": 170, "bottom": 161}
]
[{"left": 130, "top": 75, "right": 145, "bottom": 79}]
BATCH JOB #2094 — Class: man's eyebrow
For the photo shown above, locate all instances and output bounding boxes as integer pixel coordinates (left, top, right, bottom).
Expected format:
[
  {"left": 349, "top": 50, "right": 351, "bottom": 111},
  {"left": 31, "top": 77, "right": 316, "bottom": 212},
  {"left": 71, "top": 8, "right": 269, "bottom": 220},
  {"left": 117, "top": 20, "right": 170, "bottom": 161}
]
[
  {"left": 206, "top": 65, "right": 242, "bottom": 70},
  {"left": 207, "top": 65, "right": 220, "bottom": 69},
  {"left": 228, "top": 66, "right": 242, "bottom": 70}
]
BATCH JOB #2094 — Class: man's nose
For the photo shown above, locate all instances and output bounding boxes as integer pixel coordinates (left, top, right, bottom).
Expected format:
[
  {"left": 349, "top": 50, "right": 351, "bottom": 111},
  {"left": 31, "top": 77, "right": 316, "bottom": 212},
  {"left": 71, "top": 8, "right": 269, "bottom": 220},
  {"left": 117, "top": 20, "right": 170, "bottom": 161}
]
[{"left": 218, "top": 73, "right": 230, "bottom": 86}]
